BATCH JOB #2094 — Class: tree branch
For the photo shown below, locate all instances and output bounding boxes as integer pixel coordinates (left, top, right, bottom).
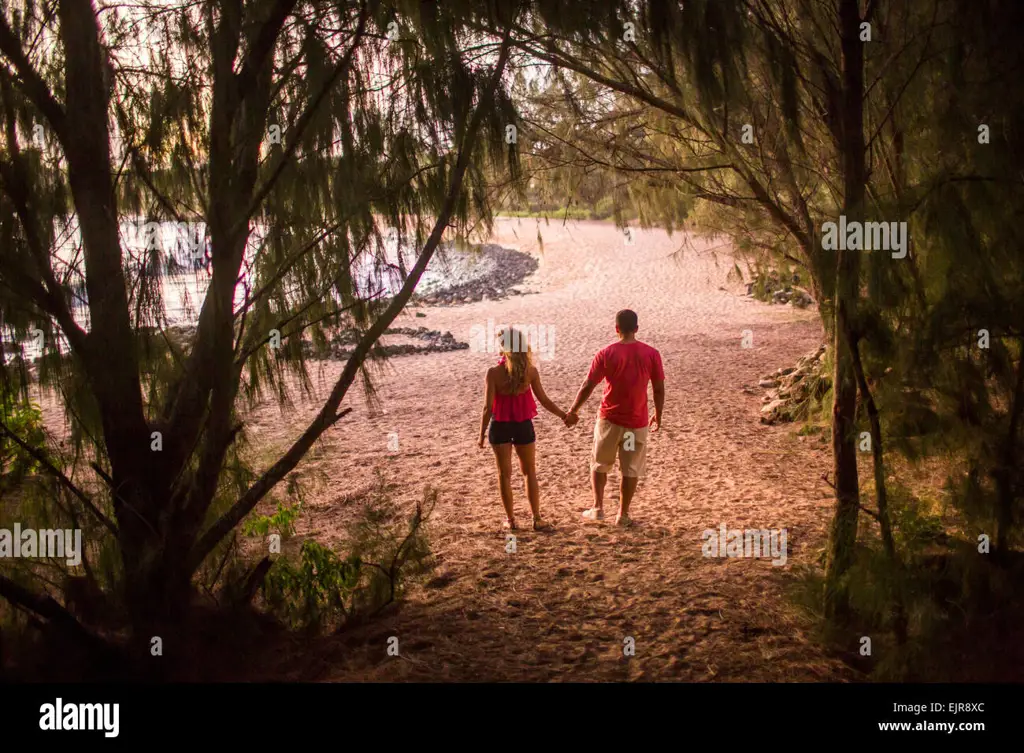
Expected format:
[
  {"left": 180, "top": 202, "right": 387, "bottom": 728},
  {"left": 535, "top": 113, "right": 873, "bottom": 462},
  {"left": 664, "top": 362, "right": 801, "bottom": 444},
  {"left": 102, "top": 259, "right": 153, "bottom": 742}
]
[
  {"left": 188, "top": 27, "right": 515, "bottom": 574},
  {"left": 0, "top": 16, "right": 68, "bottom": 142},
  {"left": 236, "top": 0, "right": 370, "bottom": 231}
]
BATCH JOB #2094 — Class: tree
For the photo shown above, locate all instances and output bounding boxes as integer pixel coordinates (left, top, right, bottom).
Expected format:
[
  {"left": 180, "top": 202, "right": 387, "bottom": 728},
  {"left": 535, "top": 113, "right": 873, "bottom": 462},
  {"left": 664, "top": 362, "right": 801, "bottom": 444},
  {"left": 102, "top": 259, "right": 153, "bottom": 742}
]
[
  {"left": 0, "top": 0, "right": 519, "bottom": 652},
  {"left": 501, "top": 0, "right": 1020, "bottom": 622}
]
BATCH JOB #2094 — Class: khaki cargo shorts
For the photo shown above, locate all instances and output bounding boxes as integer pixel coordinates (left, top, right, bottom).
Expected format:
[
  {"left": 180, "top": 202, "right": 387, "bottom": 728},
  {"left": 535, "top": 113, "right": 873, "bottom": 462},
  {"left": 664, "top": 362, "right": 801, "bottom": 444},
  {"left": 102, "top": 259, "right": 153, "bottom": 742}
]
[{"left": 591, "top": 418, "right": 650, "bottom": 478}]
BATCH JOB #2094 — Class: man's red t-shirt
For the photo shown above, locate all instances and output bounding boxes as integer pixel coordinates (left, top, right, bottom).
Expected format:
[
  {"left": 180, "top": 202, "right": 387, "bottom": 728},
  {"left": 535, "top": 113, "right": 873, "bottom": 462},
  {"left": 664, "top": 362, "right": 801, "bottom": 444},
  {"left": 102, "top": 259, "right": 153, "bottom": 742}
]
[{"left": 586, "top": 340, "right": 665, "bottom": 429}]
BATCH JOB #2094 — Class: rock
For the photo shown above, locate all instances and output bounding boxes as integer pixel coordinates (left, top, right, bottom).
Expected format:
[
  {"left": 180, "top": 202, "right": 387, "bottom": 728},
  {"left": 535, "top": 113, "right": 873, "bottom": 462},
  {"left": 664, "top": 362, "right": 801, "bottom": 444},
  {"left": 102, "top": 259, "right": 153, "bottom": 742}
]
[
  {"left": 782, "top": 372, "right": 806, "bottom": 395},
  {"left": 779, "top": 372, "right": 804, "bottom": 392},
  {"left": 779, "top": 367, "right": 796, "bottom": 376},
  {"left": 791, "top": 288, "right": 814, "bottom": 308},
  {"left": 759, "top": 378, "right": 780, "bottom": 389},
  {"left": 760, "top": 399, "right": 788, "bottom": 424}
]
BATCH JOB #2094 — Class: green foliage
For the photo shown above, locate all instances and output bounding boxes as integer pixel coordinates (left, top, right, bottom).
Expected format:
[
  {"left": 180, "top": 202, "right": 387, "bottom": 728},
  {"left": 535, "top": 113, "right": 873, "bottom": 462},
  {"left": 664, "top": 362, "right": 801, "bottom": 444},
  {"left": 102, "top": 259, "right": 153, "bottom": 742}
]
[
  {"left": 790, "top": 479, "right": 1024, "bottom": 681},
  {"left": 344, "top": 470, "right": 437, "bottom": 616},
  {"left": 888, "top": 483, "right": 947, "bottom": 553},
  {"left": 0, "top": 393, "right": 47, "bottom": 487},
  {"left": 257, "top": 469, "right": 436, "bottom": 631},
  {"left": 243, "top": 499, "right": 302, "bottom": 539},
  {"left": 263, "top": 540, "right": 362, "bottom": 631}
]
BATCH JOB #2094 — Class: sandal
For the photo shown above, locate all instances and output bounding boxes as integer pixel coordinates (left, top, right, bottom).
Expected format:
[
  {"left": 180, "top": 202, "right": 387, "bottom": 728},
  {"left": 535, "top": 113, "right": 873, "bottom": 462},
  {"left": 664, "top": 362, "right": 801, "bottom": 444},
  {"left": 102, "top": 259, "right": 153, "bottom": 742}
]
[
  {"left": 581, "top": 508, "right": 605, "bottom": 521},
  {"left": 503, "top": 519, "right": 518, "bottom": 531},
  {"left": 533, "top": 518, "right": 553, "bottom": 531}
]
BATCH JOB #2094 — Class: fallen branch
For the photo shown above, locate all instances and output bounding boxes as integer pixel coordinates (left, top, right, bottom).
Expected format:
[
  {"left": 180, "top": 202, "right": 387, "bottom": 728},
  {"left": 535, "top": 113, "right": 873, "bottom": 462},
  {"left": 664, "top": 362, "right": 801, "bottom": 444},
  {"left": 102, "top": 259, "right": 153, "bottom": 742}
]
[
  {"left": 0, "top": 574, "right": 115, "bottom": 658},
  {"left": 0, "top": 420, "right": 117, "bottom": 536},
  {"left": 858, "top": 504, "right": 881, "bottom": 522},
  {"left": 239, "top": 556, "right": 273, "bottom": 607}
]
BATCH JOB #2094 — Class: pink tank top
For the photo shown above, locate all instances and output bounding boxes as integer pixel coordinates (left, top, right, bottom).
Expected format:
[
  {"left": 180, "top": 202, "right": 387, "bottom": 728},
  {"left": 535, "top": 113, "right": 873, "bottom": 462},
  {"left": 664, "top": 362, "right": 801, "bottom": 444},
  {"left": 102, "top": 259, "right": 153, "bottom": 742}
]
[{"left": 492, "top": 357, "right": 538, "bottom": 422}]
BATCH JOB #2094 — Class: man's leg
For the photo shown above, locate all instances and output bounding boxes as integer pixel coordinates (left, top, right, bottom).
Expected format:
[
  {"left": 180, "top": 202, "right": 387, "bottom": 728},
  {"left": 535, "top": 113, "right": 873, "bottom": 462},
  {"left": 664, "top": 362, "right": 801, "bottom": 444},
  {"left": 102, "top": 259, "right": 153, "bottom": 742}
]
[
  {"left": 619, "top": 477, "right": 640, "bottom": 520},
  {"left": 616, "top": 426, "right": 649, "bottom": 524},
  {"left": 591, "top": 469, "right": 608, "bottom": 513},
  {"left": 584, "top": 419, "right": 619, "bottom": 520}
]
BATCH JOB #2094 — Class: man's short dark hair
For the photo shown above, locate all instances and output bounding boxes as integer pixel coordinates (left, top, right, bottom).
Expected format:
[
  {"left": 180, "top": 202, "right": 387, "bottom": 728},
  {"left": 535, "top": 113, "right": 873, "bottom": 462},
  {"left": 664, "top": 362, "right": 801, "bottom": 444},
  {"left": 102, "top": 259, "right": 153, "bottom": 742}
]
[{"left": 616, "top": 309, "right": 638, "bottom": 334}]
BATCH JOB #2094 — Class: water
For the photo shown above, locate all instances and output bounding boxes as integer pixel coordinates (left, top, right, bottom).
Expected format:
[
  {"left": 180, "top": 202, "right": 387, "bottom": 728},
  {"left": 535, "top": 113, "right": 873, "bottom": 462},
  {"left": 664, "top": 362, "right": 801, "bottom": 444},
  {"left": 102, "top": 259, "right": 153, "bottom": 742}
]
[{"left": 4, "top": 219, "right": 494, "bottom": 360}]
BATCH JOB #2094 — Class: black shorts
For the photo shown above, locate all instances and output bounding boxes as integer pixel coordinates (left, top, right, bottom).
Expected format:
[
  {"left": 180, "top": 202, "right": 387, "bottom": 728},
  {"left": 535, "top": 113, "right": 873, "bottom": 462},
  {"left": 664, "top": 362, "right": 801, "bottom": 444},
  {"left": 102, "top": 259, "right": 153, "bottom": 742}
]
[{"left": 488, "top": 419, "right": 536, "bottom": 445}]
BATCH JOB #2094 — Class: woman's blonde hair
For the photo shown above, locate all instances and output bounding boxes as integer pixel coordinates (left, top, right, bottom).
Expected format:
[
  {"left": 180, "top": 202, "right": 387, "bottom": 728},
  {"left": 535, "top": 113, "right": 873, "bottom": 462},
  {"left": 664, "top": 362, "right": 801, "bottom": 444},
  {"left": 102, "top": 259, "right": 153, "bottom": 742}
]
[{"left": 498, "top": 328, "right": 532, "bottom": 393}]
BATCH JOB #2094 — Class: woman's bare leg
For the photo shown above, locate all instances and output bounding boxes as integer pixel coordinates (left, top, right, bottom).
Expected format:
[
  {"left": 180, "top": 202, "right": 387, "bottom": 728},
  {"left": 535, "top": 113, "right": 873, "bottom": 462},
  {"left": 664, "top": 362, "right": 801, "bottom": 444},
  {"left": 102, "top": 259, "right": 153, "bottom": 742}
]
[
  {"left": 514, "top": 442, "right": 541, "bottom": 520},
  {"left": 491, "top": 443, "right": 516, "bottom": 525}
]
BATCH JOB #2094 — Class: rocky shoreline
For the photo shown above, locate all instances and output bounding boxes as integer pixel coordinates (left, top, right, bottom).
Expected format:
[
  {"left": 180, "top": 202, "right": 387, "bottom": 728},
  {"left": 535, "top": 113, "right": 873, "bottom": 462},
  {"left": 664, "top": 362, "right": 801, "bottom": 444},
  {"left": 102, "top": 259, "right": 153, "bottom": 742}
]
[
  {"left": 412, "top": 243, "right": 539, "bottom": 306},
  {"left": 752, "top": 343, "right": 832, "bottom": 425},
  {"left": 304, "top": 326, "right": 469, "bottom": 360},
  {"left": 310, "top": 243, "right": 538, "bottom": 359},
  {"left": 744, "top": 270, "right": 815, "bottom": 308}
]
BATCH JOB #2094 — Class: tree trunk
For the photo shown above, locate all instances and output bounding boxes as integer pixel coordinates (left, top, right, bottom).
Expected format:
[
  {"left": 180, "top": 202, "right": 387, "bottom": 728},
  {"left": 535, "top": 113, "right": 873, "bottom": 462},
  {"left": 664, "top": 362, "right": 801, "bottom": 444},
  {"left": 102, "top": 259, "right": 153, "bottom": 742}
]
[
  {"left": 824, "top": 266, "right": 861, "bottom": 619},
  {"left": 58, "top": 0, "right": 173, "bottom": 642},
  {"left": 848, "top": 327, "right": 907, "bottom": 644},
  {"left": 823, "top": 0, "right": 866, "bottom": 620},
  {"left": 994, "top": 340, "right": 1024, "bottom": 561}
]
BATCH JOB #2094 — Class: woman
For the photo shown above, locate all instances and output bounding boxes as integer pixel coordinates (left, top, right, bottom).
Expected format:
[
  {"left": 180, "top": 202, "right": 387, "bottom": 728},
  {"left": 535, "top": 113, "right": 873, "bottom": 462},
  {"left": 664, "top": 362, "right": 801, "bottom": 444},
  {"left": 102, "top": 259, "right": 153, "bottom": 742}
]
[{"left": 478, "top": 328, "right": 570, "bottom": 530}]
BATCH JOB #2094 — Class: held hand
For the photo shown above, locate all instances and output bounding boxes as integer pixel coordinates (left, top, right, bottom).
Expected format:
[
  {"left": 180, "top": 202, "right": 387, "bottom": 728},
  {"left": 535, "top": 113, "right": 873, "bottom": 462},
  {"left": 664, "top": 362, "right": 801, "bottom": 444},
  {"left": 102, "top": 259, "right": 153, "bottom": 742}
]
[
  {"left": 650, "top": 413, "right": 661, "bottom": 432},
  {"left": 563, "top": 411, "right": 579, "bottom": 428}
]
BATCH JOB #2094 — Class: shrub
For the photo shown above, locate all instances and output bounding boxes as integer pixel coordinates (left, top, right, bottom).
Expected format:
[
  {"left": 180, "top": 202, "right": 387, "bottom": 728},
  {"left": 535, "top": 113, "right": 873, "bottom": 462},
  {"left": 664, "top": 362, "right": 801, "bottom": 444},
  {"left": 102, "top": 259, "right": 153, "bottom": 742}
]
[{"left": 252, "top": 469, "right": 436, "bottom": 631}]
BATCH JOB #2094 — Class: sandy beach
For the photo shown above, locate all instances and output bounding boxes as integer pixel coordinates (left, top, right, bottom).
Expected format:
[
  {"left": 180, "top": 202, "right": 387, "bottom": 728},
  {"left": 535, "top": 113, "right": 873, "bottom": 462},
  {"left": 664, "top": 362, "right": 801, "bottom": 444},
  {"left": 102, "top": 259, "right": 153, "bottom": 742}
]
[{"left": 220, "top": 218, "right": 857, "bottom": 682}]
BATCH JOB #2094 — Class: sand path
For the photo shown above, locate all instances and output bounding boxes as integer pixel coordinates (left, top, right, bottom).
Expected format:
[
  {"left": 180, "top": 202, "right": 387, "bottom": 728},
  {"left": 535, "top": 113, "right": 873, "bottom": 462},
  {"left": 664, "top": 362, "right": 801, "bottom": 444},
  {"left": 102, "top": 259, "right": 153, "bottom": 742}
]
[{"left": 249, "top": 219, "right": 856, "bottom": 681}]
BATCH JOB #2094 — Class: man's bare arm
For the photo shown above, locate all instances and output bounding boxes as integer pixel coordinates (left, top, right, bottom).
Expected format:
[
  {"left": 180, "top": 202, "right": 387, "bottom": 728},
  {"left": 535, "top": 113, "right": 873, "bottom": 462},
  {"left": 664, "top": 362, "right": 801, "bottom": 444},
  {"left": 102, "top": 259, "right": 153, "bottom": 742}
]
[
  {"left": 568, "top": 379, "right": 598, "bottom": 416},
  {"left": 651, "top": 378, "right": 665, "bottom": 429}
]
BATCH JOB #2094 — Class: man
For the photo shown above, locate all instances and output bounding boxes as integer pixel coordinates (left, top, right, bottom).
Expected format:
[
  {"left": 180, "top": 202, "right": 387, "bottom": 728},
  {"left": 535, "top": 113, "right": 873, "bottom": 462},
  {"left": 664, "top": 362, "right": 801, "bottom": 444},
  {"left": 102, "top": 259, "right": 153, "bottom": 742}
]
[{"left": 564, "top": 309, "right": 665, "bottom": 526}]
